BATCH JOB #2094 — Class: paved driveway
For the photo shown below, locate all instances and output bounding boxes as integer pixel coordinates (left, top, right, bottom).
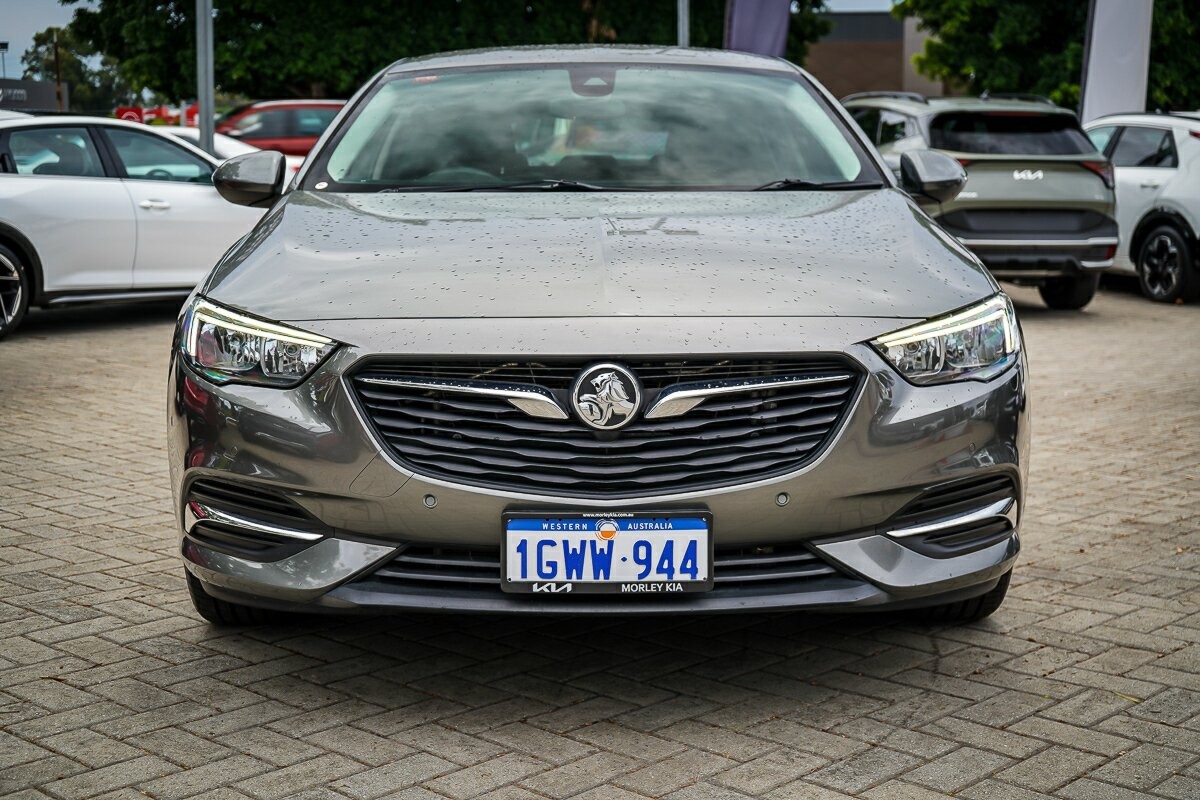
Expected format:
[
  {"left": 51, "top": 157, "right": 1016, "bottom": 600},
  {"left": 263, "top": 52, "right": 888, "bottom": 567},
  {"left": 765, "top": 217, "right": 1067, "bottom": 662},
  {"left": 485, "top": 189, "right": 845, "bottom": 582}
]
[{"left": 1, "top": 283, "right": 1198, "bottom": 800}]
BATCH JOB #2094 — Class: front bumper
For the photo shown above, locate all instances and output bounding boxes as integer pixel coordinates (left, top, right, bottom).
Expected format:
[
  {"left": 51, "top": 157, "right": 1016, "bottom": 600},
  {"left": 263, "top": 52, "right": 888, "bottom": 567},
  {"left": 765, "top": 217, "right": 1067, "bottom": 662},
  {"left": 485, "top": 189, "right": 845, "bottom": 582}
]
[{"left": 169, "top": 318, "right": 1029, "bottom": 615}]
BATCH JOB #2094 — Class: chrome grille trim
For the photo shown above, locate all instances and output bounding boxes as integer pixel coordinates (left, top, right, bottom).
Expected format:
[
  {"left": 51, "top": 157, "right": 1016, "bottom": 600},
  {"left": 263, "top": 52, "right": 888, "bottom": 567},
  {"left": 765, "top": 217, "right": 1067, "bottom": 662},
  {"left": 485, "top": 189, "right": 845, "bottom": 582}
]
[
  {"left": 357, "top": 375, "right": 568, "bottom": 419},
  {"left": 644, "top": 374, "right": 851, "bottom": 419}
]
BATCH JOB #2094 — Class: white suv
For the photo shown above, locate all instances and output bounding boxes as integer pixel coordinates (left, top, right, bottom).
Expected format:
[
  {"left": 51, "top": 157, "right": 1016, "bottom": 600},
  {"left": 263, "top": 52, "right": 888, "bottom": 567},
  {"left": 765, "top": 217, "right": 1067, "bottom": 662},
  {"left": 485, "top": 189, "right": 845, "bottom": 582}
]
[{"left": 1085, "top": 113, "right": 1200, "bottom": 302}]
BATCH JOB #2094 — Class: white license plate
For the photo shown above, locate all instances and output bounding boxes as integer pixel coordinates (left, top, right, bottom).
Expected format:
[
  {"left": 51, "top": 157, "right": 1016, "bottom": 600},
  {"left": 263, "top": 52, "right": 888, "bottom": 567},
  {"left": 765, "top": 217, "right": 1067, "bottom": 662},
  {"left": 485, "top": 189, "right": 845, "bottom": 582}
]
[{"left": 501, "top": 513, "right": 713, "bottom": 594}]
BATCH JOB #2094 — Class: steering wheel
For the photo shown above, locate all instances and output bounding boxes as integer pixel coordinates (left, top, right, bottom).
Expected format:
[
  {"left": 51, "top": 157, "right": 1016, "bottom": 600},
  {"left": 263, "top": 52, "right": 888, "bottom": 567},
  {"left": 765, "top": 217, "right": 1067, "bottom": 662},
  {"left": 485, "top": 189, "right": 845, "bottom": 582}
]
[{"left": 146, "top": 168, "right": 174, "bottom": 179}]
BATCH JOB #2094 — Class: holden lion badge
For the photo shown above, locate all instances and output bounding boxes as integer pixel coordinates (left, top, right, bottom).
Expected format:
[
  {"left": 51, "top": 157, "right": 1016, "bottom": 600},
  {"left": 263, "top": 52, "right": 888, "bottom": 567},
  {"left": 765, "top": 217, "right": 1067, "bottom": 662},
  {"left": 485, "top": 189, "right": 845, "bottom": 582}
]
[{"left": 571, "top": 364, "right": 641, "bottom": 431}]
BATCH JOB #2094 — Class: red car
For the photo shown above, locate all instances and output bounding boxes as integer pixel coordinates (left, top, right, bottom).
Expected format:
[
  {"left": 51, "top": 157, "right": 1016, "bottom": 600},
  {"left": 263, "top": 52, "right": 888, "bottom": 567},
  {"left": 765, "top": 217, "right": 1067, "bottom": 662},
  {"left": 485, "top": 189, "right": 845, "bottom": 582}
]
[{"left": 215, "top": 100, "right": 345, "bottom": 156}]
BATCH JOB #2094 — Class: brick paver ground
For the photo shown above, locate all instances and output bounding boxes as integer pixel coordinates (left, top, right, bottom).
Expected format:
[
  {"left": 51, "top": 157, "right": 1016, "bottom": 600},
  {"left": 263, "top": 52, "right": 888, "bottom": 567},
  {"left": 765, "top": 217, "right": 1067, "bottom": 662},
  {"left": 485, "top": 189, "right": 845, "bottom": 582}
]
[{"left": 1, "top": 282, "right": 1198, "bottom": 799}]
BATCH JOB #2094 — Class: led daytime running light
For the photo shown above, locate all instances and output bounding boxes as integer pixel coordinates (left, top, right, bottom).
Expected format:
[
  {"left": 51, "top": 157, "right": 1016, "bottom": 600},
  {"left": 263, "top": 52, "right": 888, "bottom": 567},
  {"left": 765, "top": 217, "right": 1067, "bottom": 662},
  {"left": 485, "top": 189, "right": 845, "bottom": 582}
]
[
  {"left": 182, "top": 298, "right": 337, "bottom": 387},
  {"left": 187, "top": 299, "right": 332, "bottom": 353},
  {"left": 875, "top": 296, "right": 1014, "bottom": 351}
]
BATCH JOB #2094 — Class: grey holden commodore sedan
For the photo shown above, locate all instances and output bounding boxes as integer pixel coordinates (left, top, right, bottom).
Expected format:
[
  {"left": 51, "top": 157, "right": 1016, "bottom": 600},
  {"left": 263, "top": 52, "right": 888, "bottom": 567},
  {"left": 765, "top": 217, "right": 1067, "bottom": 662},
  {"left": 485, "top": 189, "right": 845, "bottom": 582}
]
[{"left": 169, "top": 46, "right": 1028, "bottom": 625}]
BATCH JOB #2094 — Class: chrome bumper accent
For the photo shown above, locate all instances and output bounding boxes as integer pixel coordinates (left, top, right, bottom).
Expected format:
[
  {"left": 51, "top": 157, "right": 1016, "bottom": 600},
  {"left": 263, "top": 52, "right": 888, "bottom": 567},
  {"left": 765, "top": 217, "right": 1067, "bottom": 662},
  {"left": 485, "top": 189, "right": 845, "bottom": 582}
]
[
  {"left": 814, "top": 532, "right": 1018, "bottom": 596},
  {"left": 185, "top": 500, "right": 325, "bottom": 541},
  {"left": 957, "top": 236, "right": 1119, "bottom": 249},
  {"left": 184, "top": 537, "right": 399, "bottom": 603},
  {"left": 886, "top": 497, "right": 1016, "bottom": 539}
]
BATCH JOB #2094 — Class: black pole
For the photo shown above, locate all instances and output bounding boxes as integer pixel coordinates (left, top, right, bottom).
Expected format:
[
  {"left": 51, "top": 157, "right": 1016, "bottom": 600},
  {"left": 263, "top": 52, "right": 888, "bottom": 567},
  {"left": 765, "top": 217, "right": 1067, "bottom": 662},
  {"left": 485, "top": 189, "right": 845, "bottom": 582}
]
[{"left": 53, "top": 29, "right": 63, "bottom": 112}]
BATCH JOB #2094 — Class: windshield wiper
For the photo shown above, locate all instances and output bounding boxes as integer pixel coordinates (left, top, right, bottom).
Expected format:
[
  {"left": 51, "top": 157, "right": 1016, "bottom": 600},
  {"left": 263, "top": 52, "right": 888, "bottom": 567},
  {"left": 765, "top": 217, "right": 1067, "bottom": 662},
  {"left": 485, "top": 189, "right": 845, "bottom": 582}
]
[
  {"left": 752, "top": 178, "right": 885, "bottom": 191},
  {"left": 448, "top": 179, "right": 609, "bottom": 192}
]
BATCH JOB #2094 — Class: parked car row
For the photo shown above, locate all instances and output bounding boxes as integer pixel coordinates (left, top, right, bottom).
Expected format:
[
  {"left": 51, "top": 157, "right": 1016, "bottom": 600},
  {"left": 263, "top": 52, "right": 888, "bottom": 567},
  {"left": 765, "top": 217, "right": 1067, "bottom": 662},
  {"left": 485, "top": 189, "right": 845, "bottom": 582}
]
[
  {"left": 0, "top": 99, "right": 343, "bottom": 338},
  {"left": 0, "top": 117, "right": 267, "bottom": 337},
  {"left": 1083, "top": 113, "right": 1200, "bottom": 303},
  {"left": 843, "top": 91, "right": 1199, "bottom": 306}
]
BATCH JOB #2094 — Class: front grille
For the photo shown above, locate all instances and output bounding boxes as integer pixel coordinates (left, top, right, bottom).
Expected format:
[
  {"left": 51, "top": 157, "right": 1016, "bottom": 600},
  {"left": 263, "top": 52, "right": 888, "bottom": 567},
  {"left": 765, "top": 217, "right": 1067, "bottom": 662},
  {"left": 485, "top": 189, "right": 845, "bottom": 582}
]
[
  {"left": 375, "top": 545, "right": 500, "bottom": 588},
  {"left": 712, "top": 544, "right": 841, "bottom": 585},
  {"left": 889, "top": 474, "right": 1018, "bottom": 558},
  {"left": 364, "top": 541, "right": 846, "bottom": 592},
  {"left": 358, "top": 359, "right": 844, "bottom": 391},
  {"left": 351, "top": 358, "right": 860, "bottom": 497}
]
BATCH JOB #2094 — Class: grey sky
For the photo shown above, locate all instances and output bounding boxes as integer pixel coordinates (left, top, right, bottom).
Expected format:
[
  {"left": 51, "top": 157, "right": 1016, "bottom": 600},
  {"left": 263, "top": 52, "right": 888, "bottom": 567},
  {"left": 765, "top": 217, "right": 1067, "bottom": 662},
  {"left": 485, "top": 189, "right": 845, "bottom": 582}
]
[{"left": 0, "top": 0, "right": 78, "bottom": 79}]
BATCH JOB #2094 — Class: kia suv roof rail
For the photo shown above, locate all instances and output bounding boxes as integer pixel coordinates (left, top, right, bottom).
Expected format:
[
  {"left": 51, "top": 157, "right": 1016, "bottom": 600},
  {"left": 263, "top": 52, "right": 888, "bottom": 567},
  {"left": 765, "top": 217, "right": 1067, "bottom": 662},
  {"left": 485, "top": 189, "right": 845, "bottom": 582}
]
[{"left": 840, "top": 91, "right": 927, "bottom": 104}]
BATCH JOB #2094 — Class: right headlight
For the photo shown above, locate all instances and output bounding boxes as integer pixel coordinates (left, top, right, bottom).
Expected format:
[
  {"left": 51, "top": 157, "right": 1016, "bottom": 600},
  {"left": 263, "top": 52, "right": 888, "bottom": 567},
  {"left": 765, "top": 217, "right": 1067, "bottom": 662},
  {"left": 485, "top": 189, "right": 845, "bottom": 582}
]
[
  {"left": 180, "top": 297, "right": 337, "bottom": 387},
  {"left": 872, "top": 294, "right": 1020, "bottom": 385}
]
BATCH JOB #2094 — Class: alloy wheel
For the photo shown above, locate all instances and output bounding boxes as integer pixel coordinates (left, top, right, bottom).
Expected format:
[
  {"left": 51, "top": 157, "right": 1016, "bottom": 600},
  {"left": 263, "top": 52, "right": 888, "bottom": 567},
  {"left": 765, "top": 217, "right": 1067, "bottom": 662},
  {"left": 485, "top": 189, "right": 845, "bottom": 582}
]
[
  {"left": 0, "top": 252, "right": 22, "bottom": 332},
  {"left": 1141, "top": 232, "right": 1180, "bottom": 300}
]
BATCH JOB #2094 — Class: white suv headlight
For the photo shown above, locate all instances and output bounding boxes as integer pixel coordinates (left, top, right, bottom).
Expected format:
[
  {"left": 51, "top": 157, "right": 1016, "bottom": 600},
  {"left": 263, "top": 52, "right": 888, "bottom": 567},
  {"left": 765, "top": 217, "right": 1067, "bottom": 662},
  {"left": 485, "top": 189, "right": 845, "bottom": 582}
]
[
  {"left": 872, "top": 294, "right": 1020, "bottom": 385},
  {"left": 181, "top": 298, "right": 337, "bottom": 387}
]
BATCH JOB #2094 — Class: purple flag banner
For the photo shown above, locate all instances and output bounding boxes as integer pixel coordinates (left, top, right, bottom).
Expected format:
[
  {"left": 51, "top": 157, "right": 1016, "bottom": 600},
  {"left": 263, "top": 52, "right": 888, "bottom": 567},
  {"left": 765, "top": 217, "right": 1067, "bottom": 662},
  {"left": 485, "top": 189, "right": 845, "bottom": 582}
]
[{"left": 724, "top": 0, "right": 792, "bottom": 58}]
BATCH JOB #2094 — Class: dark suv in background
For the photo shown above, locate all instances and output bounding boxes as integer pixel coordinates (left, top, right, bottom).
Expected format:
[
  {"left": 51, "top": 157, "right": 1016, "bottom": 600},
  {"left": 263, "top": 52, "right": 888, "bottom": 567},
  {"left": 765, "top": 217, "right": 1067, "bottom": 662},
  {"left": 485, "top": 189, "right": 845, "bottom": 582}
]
[{"left": 844, "top": 92, "right": 1116, "bottom": 310}]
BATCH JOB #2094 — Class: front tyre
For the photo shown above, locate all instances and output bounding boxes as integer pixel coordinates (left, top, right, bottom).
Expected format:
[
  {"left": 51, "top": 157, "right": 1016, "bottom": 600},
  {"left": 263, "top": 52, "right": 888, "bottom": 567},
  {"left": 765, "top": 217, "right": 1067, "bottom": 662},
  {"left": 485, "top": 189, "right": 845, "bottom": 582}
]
[
  {"left": 0, "top": 244, "right": 31, "bottom": 340},
  {"left": 1137, "top": 225, "right": 1198, "bottom": 303},
  {"left": 1038, "top": 273, "right": 1098, "bottom": 310},
  {"left": 186, "top": 571, "right": 279, "bottom": 626},
  {"left": 915, "top": 570, "right": 1011, "bottom": 624}
]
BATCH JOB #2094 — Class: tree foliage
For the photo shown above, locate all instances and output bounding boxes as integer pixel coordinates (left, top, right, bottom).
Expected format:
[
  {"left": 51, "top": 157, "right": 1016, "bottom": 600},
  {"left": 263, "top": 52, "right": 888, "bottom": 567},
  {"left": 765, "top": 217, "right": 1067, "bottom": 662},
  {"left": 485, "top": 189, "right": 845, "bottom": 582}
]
[
  {"left": 20, "top": 25, "right": 136, "bottom": 112},
  {"left": 66, "top": 0, "right": 828, "bottom": 102},
  {"left": 893, "top": 0, "right": 1200, "bottom": 110},
  {"left": 1147, "top": 0, "right": 1200, "bottom": 111}
]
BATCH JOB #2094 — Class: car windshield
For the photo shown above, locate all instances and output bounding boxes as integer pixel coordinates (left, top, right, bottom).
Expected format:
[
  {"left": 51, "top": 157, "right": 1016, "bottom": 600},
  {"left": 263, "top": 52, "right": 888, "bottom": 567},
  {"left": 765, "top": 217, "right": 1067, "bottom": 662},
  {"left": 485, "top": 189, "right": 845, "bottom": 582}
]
[
  {"left": 929, "top": 112, "right": 1097, "bottom": 155},
  {"left": 310, "top": 64, "right": 878, "bottom": 191}
]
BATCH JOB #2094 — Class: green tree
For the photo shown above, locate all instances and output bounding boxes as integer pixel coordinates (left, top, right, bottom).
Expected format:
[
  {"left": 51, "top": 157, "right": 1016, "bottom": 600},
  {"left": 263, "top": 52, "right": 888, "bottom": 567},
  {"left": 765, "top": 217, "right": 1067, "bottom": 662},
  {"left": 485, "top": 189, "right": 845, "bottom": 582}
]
[
  {"left": 1146, "top": 0, "right": 1200, "bottom": 110},
  {"left": 894, "top": 0, "right": 1200, "bottom": 110},
  {"left": 66, "top": 0, "right": 828, "bottom": 102},
  {"left": 20, "top": 25, "right": 136, "bottom": 112}
]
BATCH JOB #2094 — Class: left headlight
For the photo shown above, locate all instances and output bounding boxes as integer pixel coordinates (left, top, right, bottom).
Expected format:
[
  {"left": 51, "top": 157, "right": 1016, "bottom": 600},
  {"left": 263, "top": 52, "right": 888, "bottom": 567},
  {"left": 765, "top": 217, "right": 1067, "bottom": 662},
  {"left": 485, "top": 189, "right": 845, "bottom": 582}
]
[
  {"left": 872, "top": 294, "right": 1020, "bottom": 385},
  {"left": 180, "top": 298, "right": 337, "bottom": 387}
]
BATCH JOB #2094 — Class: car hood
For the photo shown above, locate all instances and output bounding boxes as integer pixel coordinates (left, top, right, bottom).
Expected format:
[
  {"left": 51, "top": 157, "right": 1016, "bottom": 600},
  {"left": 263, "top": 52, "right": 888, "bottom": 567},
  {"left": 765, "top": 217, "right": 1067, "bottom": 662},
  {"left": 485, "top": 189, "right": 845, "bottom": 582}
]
[{"left": 204, "top": 189, "right": 996, "bottom": 323}]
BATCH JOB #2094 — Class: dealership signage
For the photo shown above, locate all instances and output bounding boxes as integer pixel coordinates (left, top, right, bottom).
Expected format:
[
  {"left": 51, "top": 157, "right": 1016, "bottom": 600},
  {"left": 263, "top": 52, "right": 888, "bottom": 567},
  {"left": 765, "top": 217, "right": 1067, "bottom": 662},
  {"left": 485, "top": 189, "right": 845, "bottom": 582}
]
[
  {"left": 0, "top": 78, "right": 64, "bottom": 111},
  {"left": 116, "top": 104, "right": 200, "bottom": 126}
]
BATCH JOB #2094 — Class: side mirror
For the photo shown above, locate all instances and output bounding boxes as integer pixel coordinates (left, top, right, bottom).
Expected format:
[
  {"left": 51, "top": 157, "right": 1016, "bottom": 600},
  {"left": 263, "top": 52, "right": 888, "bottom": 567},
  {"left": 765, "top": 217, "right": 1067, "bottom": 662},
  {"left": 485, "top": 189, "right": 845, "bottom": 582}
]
[
  {"left": 213, "top": 151, "right": 286, "bottom": 207},
  {"left": 899, "top": 150, "right": 966, "bottom": 204}
]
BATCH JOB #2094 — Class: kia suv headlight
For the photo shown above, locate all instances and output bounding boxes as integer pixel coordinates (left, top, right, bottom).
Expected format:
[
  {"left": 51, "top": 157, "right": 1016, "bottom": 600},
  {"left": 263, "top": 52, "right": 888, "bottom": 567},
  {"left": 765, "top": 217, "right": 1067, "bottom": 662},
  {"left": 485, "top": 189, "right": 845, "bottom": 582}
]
[
  {"left": 872, "top": 294, "right": 1019, "bottom": 385},
  {"left": 180, "top": 298, "right": 337, "bottom": 387}
]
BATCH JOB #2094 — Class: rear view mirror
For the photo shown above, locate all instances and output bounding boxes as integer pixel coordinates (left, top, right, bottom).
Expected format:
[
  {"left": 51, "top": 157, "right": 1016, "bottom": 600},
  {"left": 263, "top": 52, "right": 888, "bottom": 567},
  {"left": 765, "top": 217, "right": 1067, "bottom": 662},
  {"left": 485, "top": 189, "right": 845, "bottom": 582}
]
[
  {"left": 213, "top": 151, "right": 286, "bottom": 208},
  {"left": 900, "top": 150, "right": 966, "bottom": 204}
]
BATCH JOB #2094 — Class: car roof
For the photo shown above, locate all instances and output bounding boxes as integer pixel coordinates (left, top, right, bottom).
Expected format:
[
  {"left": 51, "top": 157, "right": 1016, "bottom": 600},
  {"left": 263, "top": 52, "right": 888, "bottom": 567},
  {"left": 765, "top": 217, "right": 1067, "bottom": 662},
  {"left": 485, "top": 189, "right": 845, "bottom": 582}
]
[
  {"left": 1084, "top": 112, "right": 1200, "bottom": 128},
  {"left": 163, "top": 126, "right": 235, "bottom": 142},
  {"left": 237, "top": 99, "right": 346, "bottom": 109},
  {"left": 384, "top": 44, "right": 799, "bottom": 76},
  {"left": 842, "top": 94, "right": 1076, "bottom": 118},
  {"left": 0, "top": 115, "right": 220, "bottom": 164}
]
